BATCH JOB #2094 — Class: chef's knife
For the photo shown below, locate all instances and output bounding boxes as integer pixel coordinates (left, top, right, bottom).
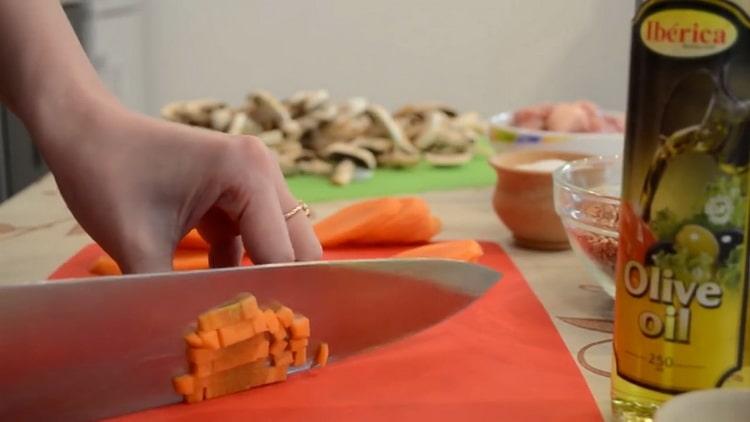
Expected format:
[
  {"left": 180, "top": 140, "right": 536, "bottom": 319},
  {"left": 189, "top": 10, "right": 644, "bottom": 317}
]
[{"left": 0, "top": 258, "right": 499, "bottom": 421}]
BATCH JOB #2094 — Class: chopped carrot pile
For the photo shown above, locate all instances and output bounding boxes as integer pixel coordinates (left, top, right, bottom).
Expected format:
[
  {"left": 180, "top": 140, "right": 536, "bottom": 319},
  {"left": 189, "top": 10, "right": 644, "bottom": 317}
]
[
  {"left": 173, "top": 293, "right": 328, "bottom": 403},
  {"left": 394, "top": 239, "right": 484, "bottom": 263},
  {"left": 314, "top": 197, "right": 442, "bottom": 247}
]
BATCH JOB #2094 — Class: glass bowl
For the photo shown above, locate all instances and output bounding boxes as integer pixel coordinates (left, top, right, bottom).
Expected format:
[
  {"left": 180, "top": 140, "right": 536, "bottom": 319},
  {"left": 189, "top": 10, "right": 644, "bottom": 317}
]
[{"left": 553, "top": 155, "right": 621, "bottom": 297}]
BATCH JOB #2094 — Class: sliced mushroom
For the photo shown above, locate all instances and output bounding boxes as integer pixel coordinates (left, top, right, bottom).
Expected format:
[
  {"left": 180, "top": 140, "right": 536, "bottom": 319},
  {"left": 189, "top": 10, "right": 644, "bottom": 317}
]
[
  {"left": 424, "top": 150, "right": 473, "bottom": 167},
  {"left": 248, "top": 90, "right": 292, "bottom": 130},
  {"left": 394, "top": 102, "right": 457, "bottom": 118},
  {"left": 414, "top": 111, "right": 448, "bottom": 150},
  {"left": 183, "top": 99, "right": 226, "bottom": 126},
  {"left": 258, "top": 129, "right": 284, "bottom": 146},
  {"left": 352, "top": 137, "right": 393, "bottom": 155},
  {"left": 210, "top": 107, "right": 235, "bottom": 131},
  {"left": 160, "top": 102, "right": 188, "bottom": 123},
  {"left": 339, "top": 97, "right": 369, "bottom": 117},
  {"left": 227, "top": 112, "right": 263, "bottom": 135},
  {"left": 322, "top": 143, "right": 377, "bottom": 186},
  {"left": 296, "top": 151, "right": 334, "bottom": 176},
  {"left": 378, "top": 149, "right": 421, "bottom": 168},
  {"left": 366, "top": 105, "right": 417, "bottom": 154}
]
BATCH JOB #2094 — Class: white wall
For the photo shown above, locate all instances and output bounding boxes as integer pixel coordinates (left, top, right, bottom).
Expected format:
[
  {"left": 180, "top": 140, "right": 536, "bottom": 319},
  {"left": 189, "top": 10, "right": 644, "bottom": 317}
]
[{"left": 142, "top": 1, "right": 634, "bottom": 117}]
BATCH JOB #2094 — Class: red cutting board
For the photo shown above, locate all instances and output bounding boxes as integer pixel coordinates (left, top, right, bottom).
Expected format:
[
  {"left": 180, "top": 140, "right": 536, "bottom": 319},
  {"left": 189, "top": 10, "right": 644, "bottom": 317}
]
[{"left": 50, "top": 242, "right": 602, "bottom": 422}]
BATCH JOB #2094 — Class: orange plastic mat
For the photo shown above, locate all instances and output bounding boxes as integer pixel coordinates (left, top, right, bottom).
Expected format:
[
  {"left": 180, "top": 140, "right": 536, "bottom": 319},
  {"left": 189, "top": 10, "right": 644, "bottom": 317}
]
[{"left": 50, "top": 242, "right": 601, "bottom": 421}]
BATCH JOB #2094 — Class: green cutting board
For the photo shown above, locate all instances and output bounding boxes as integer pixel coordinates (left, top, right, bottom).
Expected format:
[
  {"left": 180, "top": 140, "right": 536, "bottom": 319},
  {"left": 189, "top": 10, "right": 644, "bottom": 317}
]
[{"left": 287, "top": 152, "right": 496, "bottom": 203}]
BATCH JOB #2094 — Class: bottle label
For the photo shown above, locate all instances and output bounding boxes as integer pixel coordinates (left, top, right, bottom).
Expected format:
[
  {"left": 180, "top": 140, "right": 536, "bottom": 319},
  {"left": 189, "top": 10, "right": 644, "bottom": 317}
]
[{"left": 615, "top": 0, "right": 750, "bottom": 393}]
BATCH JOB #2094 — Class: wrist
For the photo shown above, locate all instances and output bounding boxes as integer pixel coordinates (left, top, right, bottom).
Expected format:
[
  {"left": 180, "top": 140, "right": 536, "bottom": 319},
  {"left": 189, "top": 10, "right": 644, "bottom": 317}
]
[{"left": 21, "top": 83, "right": 123, "bottom": 158}]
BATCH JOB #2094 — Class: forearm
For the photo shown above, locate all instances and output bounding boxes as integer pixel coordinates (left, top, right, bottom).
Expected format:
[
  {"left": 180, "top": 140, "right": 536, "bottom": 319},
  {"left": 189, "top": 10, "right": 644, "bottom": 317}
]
[{"left": 0, "top": 0, "right": 120, "bottom": 151}]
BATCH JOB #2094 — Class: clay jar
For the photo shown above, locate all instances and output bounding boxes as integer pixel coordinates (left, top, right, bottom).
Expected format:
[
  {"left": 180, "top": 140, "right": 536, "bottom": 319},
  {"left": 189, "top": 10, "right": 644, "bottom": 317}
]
[{"left": 489, "top": 150, "right": 591, "bottom": 250}]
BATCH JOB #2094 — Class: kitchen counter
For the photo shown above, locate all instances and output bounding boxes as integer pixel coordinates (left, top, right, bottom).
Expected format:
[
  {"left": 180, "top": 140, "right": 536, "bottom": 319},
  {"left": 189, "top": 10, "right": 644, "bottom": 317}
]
[{"left": 0, "top": 174, "right": 615, "bottom": 420}]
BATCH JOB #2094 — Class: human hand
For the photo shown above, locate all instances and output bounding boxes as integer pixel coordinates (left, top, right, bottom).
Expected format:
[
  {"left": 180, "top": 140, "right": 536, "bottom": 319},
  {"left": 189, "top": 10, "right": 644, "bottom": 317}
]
[{"left": 35, "top": 98, "right": 321, "bottom": 273}]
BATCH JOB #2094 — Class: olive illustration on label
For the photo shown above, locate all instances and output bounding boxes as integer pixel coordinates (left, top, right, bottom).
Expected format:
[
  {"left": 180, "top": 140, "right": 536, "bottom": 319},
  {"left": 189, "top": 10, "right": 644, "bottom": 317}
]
[
  {"left": 715, "top": 228, "right": 743, "bottom": 263},
  {"left": 675, "top": 224, "right": 720, "bottom": 262}
]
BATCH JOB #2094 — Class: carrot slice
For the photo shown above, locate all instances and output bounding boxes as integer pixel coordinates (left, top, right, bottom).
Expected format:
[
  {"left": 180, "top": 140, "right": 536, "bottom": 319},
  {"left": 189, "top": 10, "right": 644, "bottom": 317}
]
[
  {"left": 314, "top": 197, "right": 403, "bottom": 247},
  {"left": 289, "top": 316, "right": 310, "bottom": 339},
  {"left": 198, "top": 302, "right": 245, "bottom": 332},
  {"left": 273, "top": 351, "right": 294, "bottom": 367},
  {"left": 269, "top": 339, "right": 288, "bottom": 357},
  {"left": 293, "top": 348, "right": 307, "bottom": 366},
  {"left": 395, "top": 240, "right": 484, "bottom": 263},
  {"left": 355, "top": 197, "right": 436, "bottom": 245},
  {"left": 211, "top": 337, "right": 270, "bottom": 374},
  {"left": 199, "top": 361, "right": 271, "bottom": 400},
  {"left": 289, "top": 338, "right": 309, "bottom": 351},
  {"left": 197, "top": 330, "right": 221, "bottom": 350},
  {"left": 315, "top": 343, "right": 330, "bottom": 368},
  {"left": 178, "top": 229, "right": 209, "bottom": 250},
  {"left": 217, "top": 319, "right": 256, "bottom": 347},
  {"left": 184, "top": 332, "right": 204, "bottom": 348},
  {"left": 239, "top": 295, "right": 261, "bottom": 319},
  {"left": 265, "top": 365, "right": 289, "bottom": 384},
  {"left": 275, "top": 306, "right": 294, "bottom": 328},
  {"left": 172, "top": 374, "right": 195, "bottom": 395},
  {"left": 89, "top": 249, "right": 210, "bottom": 276},
  {"left": 264, "top": 309, "right": 280, "bottom": 333}
]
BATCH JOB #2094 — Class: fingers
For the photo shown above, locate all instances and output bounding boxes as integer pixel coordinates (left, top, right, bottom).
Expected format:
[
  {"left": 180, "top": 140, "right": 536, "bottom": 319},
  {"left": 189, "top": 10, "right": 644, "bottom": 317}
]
[
  {"left": 269, "top": 162, "right": 322, "bottom": 262},
  {"left": 197, "top": 208, "right": 243, "bottom": 268}
]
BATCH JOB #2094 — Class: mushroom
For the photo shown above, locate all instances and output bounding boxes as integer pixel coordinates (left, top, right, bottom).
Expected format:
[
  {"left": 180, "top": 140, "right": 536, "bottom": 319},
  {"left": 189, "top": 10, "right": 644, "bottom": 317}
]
[
  {"left": 394, "top": 102, "right": 458, "bottom": 119},
  {"left": 210, "top": 107, "right": 235, "bottom": 131},
  {"left": 183, "top": 99, "right": 226, "bottom": 127},
  {"left": 378, "top": 149, "right": 421, "bottom": 168},
  {"left": 227, "top": 112, "right": 263, "bottom": 135},
  {"left": 295, "top": 150, "right": 334, "bottom": 176},
  {"left": 258, "top": 129, "right": 284, "bottom": 147},
  {"left": 322, "top": 142, "right": 377, "bottom": 186},
  {"left": 424, "top": 150, "right": 473, "bottom": 167},
  {"left": 414, "top": 111, "right": 448, "bottom": 150},
  {"left": 352, "top": 137, "right": 393, "bottom": 156},
  {"left": 248, "top": 90, "right": 293, "bottom": 130},
  {"left": 366, "top": 105, "right": 417, "bottom": 154},
  {"left": 160, "top": 101, "right": 188, "bottom": 123}
]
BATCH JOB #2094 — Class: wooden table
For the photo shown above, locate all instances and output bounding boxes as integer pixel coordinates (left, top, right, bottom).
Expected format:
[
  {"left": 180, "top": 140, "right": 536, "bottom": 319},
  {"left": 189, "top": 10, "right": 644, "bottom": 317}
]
[{"left": 0, "top": 174, "right": 615, "bottom": 420}]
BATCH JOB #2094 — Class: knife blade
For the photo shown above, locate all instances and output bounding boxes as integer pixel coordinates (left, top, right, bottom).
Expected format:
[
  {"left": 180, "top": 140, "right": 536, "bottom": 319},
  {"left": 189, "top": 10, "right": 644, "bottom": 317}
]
[{"left": 0, "top": 258, "right": 499, "bottom": 421}]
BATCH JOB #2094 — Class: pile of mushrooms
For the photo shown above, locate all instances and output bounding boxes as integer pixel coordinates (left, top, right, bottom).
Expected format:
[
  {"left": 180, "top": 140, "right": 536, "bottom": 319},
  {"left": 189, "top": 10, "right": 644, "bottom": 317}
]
[{"left": 161, "top": 90, "right": 488, "bottom": 186}]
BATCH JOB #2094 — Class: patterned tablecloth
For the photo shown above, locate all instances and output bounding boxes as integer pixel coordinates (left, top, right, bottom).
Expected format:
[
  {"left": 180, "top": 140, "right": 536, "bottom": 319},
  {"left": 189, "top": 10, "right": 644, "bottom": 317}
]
[{"left": 0, "top": 174, "right": 615, "bottom": 420}]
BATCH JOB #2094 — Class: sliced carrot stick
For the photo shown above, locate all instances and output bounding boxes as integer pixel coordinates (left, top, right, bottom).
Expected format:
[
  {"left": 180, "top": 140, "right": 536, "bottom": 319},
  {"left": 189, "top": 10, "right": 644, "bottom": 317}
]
[
  {"left": 178, "top": 229, "right": 209, "bottom": 250},
  {"left": 314, "top": 197, "right": 403, "bottom": 247},
  {"left": 184, "top": 389, "right": 205, "bottom": 403},
  {"left": 217, "top": 319, "right": 256, "bottom": 347},
  {"left": 239, "top": 295, "right": 260, "bottom": 319},
  {"left": 265, "top": 365, "right": 289, "bottom": 384},
  {"left": 199, "top": 361, "right": 271, "bottom": 400},
  {"left": 172, "top": 374, "right": 195, "bottom": 395},
  {"left": 184, "top": 332, "right": 204, "bottom": 349},
  {"left": 275, "top": 306, "right": 294, "bottom": 328},
  {"left": 191, "top": 362, "right": 212, "bottom": 378},
  {"left": 289, "top": 316, "right": 310, "bottom": 339},
  {"left": 198, "top": 302, "right": 245, "bottom": 332},
  {"left": 197, "top": 330, "right": 221, "bottom": 350},
  {"left": 293, "top": 348, "right": 307, "bottom": 366},
  {"left": 211, "top": 337, "right": 270, "bottom": 374},
  {"left": 264, "top": 309, "right": 280, "bottom": 333},
  {"left": 273, "top": 351, "right": 294, "bottom": 367},
  {"left": 271, "top": 327, "right": 288, "bottom": 341},
  {"left": 187, "top": 347, "right": 214, "bottom": 365},
  {"left": 269, "top": 339, "right": 288, "bottom": 357},
  {"left": 289, "top": 338, "right": 309, "bottom": 351},
  {"left": 252, "top": 315, "right": 269, "bottom": 334},
  {"left": 395, "top": 240, "right": 484, "bottom": 263},
  {"left": 315, "top": 343, "right": 330, "bottom": 368}
]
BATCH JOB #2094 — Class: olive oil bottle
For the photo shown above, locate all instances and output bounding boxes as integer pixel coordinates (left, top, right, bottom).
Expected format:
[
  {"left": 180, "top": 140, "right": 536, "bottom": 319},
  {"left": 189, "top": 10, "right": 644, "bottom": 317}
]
[{"left": 614, "top": 0, "right": 750, "bottom": 420}]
